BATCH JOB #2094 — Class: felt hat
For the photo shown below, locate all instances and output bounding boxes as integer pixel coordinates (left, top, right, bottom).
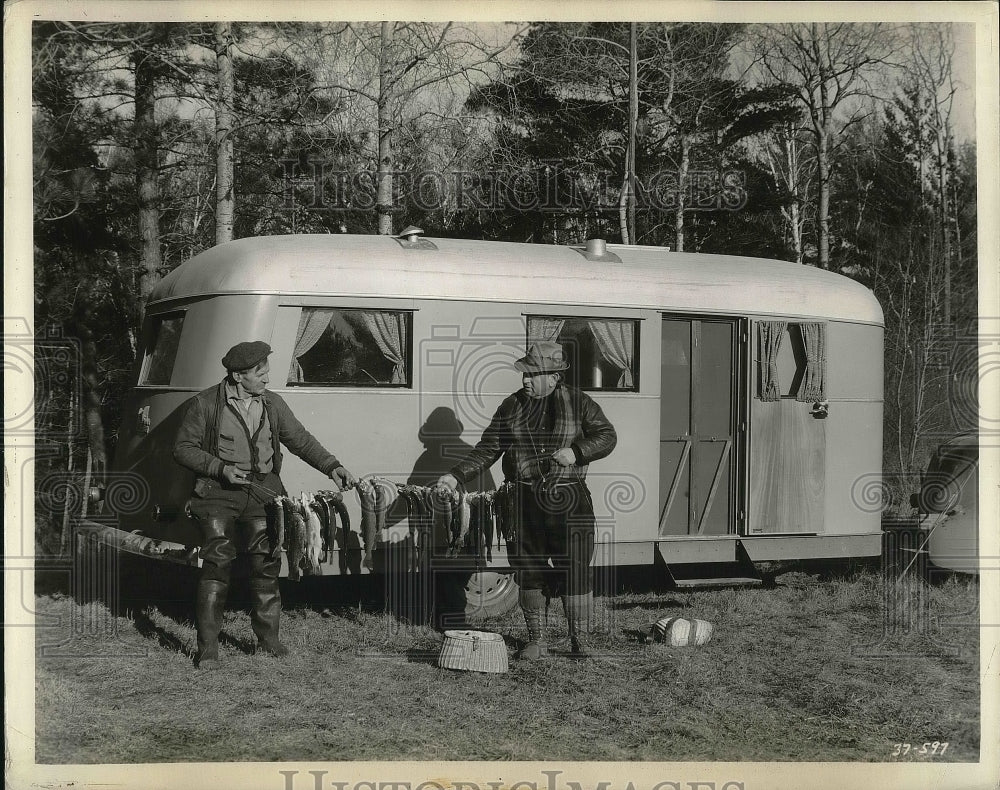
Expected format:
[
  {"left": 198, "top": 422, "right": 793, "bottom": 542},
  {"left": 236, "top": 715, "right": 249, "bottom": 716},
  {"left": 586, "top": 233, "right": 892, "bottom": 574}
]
[
  {"left": 222, "top": 341, "right": 272, "bottom": 372},
  {"left": 514, "top": 341, "right": 569, "bottom": 373}
]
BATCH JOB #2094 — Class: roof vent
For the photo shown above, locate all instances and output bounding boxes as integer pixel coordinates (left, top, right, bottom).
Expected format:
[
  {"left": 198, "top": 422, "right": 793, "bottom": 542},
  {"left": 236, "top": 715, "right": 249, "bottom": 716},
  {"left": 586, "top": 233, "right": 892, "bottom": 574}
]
[
  {"left": 575, "top": 237, "right": 621, "bottom": 264},
  {"left": 397, "top": 226, "right": 423, "bottom": 242},
  {"left": 395, "top": 225, "right": 437, "bottom": 250},
  {"left": 586, "top": 238, "right": 607, "bottom": 257}
]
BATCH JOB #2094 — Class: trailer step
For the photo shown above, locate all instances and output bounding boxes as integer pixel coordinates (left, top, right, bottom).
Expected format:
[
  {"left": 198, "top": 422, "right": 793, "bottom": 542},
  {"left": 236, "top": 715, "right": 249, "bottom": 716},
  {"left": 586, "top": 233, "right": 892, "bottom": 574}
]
[{"left": 672, "top": 576, "right": 762, "bottom": 589}]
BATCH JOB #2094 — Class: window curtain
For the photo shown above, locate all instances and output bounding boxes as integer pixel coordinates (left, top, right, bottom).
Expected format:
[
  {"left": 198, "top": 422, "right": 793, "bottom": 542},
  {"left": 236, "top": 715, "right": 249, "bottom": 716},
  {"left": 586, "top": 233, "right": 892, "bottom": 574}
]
[
  {"left": 796, "top": 322, "right": 827, "bottom": 402},
  {"left": 288, "top": 308, "right": 336, "bottom": 382},
  {"left": 758, "top": 321, "right": 786, "bottom": 401},
  {"left": 527, "top": 317, "right": 565, "bottom": 343},
  {"left": 363, "top": 311, "right": 407, "bottom": 384},
  {"left": 589, "top": 320, "right": 635, "bottom": 388}
]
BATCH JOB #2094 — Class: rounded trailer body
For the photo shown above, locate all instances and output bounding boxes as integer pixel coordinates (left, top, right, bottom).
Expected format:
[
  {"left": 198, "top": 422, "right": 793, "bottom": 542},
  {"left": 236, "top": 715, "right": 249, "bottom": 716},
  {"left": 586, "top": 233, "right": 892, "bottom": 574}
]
[{"left": 110, "top": 234, "right": 884, "bottom": 580}]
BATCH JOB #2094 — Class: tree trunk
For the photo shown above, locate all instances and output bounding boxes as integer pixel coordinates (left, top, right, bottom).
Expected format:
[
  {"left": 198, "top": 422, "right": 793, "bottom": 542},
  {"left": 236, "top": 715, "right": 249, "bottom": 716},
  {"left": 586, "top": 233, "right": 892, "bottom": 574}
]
[
  {"left": 214, "top": 22, "right": 235, "bottom": 246},
  {"left": 618, "top": 173, "right": 629, "bottom": 245},
  {"left": 816, "top": 127, "right": 830, "bottom": 269},
  {"left": 377, "top": 21, "right": 395, "bottom": 236},
  {"left": 785, "top": 130, "right": 804, "bottom": 264},
  {"left": 73, "top": 286, "right": 109, "bottom": 481},
  {"left": 627, "top": 21, "right": 638, "bottom": 244},
  {"left": 134, "top": 49, "right": 161, "bottom": 313},
  {"left": 58, "top": 383, "right": 77, "bottom": 557},
  {"left": 814, "top": 25, "right": 832, "bottom": 270},
  {"left": 674, "top": 136, "right": 690, "bottom": 253},
  {"left": 937, "top": 146, "right": 952, "bottom": 326}
]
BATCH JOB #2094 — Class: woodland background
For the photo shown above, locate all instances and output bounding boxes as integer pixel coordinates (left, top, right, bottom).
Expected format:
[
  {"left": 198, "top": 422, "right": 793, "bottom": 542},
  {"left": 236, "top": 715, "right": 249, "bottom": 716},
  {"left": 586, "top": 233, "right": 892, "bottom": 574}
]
[{"left": 31, "top": 21, "right": 979, "bottom": 553}]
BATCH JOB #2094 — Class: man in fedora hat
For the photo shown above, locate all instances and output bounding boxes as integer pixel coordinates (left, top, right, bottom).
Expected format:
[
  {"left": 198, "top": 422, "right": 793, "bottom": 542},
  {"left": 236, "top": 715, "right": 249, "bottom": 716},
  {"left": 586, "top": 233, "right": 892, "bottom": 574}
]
[
  {"left": 437, "top": 340, "right": 617, "bottom": 659},
  {"left": 174, "top": 340, "right": 358, "bottom": 669}
]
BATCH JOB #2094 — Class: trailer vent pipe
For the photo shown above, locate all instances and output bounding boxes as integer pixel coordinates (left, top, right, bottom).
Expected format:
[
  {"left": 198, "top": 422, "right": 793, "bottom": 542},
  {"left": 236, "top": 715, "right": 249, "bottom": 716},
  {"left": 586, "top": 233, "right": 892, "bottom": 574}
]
[
  {"left": 576, "top": 238, "right": 621, "bottom": 264},
  {"left": 586, "top": 238, "right": 607, "bottom": 257},
  {"left": 397, "top": 226, "right": 424, "bottom": 243},
  {"left": 395, "top": 226, "right": 437, "bottom": 251}
]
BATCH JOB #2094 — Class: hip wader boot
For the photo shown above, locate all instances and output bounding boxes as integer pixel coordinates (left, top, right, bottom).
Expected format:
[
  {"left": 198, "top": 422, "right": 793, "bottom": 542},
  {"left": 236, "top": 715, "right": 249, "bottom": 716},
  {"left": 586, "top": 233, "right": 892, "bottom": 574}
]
[
  {"left": 517, "top": 588, "right": 548, "bottom": 660},
  {"left": 195, "top": 579, "right": 228, "bottom": 670},
  {"left": 247, "top": 517, "right": 290, "bottom": 657},
  {"left": 562, "top": 592, "right": 593, "bottom": 659},
  {"left": 249, "top": 577, "right": 289, "bottom": 657}
]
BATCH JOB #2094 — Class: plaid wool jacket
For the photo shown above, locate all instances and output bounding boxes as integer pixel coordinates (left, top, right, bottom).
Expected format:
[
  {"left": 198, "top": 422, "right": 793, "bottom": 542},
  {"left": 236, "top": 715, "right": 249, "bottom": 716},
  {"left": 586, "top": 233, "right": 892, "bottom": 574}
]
[{"left": 449, "top": 384, "right": 617, "bottom": 486}]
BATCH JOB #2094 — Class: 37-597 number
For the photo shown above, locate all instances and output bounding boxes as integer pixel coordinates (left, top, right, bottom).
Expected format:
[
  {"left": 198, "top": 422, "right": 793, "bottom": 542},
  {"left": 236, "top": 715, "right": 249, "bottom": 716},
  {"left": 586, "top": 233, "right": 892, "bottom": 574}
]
[{"left": 891, "top": 742, "right": 949, "bottom": 758}]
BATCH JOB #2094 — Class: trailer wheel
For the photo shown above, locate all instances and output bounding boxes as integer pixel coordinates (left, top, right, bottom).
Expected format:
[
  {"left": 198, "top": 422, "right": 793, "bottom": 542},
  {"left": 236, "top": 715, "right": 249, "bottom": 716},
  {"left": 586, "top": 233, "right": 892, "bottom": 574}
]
[{"left": 464, "top": 571, "right": 519, "bottom": 618}]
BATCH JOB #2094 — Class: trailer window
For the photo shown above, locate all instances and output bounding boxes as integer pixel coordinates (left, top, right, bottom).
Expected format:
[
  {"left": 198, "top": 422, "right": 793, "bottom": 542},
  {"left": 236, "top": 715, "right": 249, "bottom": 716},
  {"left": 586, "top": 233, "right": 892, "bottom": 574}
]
[
  {"left": 288, "top": 308, "right": 412, "bottom": 387},
  {"left": 140, "top": 313, "right": 185, "bottom": 385},
  {"left": 757, "top": 321, "right": 826, "bottom": 401},
  {"left": 527, "top": 316, "right": 638, "bottom": 391}
]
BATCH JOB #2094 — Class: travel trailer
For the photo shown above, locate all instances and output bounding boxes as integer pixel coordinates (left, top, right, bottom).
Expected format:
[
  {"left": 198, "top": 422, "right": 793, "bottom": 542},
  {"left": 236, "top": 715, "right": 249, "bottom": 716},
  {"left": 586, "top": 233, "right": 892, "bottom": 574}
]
[{"left": 87, "top": 230, "right": 885, "bottom": 612}]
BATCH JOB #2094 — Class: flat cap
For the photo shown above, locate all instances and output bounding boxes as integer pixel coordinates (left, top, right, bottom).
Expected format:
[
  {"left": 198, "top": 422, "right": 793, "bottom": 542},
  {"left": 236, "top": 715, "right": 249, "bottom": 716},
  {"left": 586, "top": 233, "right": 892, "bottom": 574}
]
[{"left": 222, "top": 341, "right": 272, "bottom": 372}]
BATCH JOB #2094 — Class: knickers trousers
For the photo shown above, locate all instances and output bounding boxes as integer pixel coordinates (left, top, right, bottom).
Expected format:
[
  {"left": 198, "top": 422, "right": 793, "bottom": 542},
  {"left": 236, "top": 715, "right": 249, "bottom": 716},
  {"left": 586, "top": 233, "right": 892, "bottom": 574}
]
[{"left": 507, "top": 480, "right": 596, "bottom": 598}]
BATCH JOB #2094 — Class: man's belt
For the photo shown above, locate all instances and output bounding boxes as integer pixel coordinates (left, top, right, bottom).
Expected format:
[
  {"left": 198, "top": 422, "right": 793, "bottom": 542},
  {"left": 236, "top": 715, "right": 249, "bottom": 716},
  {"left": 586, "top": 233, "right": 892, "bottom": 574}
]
[{"left": 516, "top": 478, "right": 584, "bottom": 489}]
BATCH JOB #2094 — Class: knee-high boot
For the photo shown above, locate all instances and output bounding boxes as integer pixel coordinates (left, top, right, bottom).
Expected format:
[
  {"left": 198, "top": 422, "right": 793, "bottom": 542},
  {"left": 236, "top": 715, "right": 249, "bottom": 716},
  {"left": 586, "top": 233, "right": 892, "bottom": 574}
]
[
  {"left": 195, "top": 578, "right": 228, "bottom": 669},
  {"left": 249, "top": 577, "right": 289, "bottom": 656},
  {"left": 517, "top": 587, "right": 548, "bottom": 660},
  {"left": 247, "top": 517, "right": 289, "bottom": 657},
  {"left": 562, "top": 591, "right": 593, "bottom": 659},
  {"left": 195, "top": 518, "right": 236, "bottom": 670}
]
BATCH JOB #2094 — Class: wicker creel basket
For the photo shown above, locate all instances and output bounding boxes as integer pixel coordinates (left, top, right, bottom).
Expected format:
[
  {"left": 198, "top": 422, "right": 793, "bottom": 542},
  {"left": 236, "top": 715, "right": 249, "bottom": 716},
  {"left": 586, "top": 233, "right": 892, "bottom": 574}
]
[{"left": 438, "top": 630, "right": 509, "bottom": 673}]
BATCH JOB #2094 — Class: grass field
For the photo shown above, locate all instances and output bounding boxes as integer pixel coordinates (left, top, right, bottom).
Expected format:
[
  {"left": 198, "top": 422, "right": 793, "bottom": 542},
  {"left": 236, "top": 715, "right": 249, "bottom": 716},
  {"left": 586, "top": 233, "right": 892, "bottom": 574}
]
[{"left": 33, "top": 560, "right": 980, "bottom": 764}]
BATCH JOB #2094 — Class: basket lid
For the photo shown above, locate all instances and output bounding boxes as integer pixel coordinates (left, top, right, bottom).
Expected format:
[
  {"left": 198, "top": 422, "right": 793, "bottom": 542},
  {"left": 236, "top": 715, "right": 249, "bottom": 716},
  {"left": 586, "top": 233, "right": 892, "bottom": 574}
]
[
  {"left": 439, "top": 630, "right": 509, "bottom": 673},
  {"left": 443, "top": 629, "right": 504, "bottom": 643}
]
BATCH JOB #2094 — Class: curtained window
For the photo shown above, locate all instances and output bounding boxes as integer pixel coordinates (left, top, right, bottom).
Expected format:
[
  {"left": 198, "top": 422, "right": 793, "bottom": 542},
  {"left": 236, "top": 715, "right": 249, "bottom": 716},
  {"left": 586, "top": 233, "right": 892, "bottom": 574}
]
[
  {"left": 796, "top": 322, "right": 826, "bottom": 402},
  {"left": 757, "top": 321, "right": 826, "bottom": 401},
  {"left": 288, "top": 308, "right": 412, "bottom": 387},
  {"left": 527, "top": 315, "right": 639, "bottom": 391},
  {"left": 757, "top": 321, "right": 787, "bottom": 401},
  {"left": 141, "top": 312, "right": 185, "bottom": 385}
]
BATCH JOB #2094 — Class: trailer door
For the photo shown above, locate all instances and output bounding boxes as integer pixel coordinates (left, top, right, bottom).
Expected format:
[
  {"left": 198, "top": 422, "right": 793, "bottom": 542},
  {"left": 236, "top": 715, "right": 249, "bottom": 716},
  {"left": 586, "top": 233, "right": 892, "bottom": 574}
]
[
  {"left": 747, "top": 323, "right": 826, "bottom": 534},
  {"left": 658, "top": 317, "right": 747, "bottom": 536}
]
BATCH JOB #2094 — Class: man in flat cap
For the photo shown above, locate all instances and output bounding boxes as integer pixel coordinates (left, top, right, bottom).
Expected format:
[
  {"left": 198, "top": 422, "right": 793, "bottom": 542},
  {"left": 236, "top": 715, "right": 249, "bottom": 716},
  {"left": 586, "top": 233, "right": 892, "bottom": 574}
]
[
  {"left": 174, "top": 340, "right": 357, "bottom": 669},
  {"left": 437, "top": 341, "right": 617, "bottom": 659}
]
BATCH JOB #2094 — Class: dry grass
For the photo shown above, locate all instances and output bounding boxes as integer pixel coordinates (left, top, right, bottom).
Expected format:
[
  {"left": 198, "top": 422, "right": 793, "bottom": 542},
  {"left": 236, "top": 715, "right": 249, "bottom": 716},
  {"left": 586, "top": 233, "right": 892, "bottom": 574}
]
[{"left": 33, "top": 562, "right": 980, "bottom": 764}]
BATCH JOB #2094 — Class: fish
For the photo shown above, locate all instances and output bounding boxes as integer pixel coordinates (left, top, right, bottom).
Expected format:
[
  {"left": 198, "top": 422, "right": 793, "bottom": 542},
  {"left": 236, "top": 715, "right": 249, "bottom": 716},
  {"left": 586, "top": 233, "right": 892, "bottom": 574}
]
[
  {"left": 328, "top": 491, "right": 350, "bottom": 574},
  {"left": 356, "top": 477, "right": 378, "bottom": 570},
  {"left": 374, "top": 477, "right": 398, "bottom": 539},
  {"left": 266, "top": 496, "right": 286, "bottom": 561},
  {"left": 302, "top": 492, "right": 323, "bottom": 575},
  {"left": 312, "top": 493, "right": 332, "bottom": 566},
  {"left": 398, "top": 484, "right": 426, "bottom": 571},
  {"left": 314, "top": 492, "right": 335, "bottom": 564},
  {"left": 453, "top": 489, "right": 471, "bottom": 557},
  {"left": 284, "top": 496, "right": 307, "bottom": 582},
  {"left": 431, "top": 485, "right": 454, "bottom": 553},
  {"left": 482, "top": 490, "right": 494, "bottom": 562},
  {"left": 496, "top": 482, "right": 516, "bottom": 546}
]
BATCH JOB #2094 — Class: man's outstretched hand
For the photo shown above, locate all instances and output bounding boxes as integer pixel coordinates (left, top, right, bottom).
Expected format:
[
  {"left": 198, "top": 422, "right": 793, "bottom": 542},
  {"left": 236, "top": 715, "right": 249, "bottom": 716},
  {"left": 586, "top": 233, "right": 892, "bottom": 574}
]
[{"left": 330, "top": 466, "right": 358, "bottom": 490}]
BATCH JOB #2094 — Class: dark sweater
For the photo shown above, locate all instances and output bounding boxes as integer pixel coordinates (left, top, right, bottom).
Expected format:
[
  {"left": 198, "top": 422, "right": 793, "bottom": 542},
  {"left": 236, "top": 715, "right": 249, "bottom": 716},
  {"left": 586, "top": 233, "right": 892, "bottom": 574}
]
[{"left": 173, "top": 381, "right": 342, "bottom": 484}]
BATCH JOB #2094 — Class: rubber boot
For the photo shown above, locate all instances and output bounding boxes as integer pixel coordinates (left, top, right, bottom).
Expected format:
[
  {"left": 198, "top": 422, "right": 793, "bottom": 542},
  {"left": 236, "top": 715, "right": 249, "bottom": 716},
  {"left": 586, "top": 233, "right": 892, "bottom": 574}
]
[
  {"left": 562, "top": 592, "right": 593, "bottom": 659},
  {"left": 516, "top": 588, "right": 548, "bottom": 660},
  {"left": 195, "top": 579, "right": 228, "bottom": 670},
  {"left": 249, "top": 577, "right": 290, "bottom": 657}
]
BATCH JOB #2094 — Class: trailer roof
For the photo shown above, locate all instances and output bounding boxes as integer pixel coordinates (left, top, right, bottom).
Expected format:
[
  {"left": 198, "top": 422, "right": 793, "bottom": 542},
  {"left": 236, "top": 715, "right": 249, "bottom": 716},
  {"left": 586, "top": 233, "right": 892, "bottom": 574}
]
[{"left": 149, "top": 234, "right": 884, "bottom": 325}]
